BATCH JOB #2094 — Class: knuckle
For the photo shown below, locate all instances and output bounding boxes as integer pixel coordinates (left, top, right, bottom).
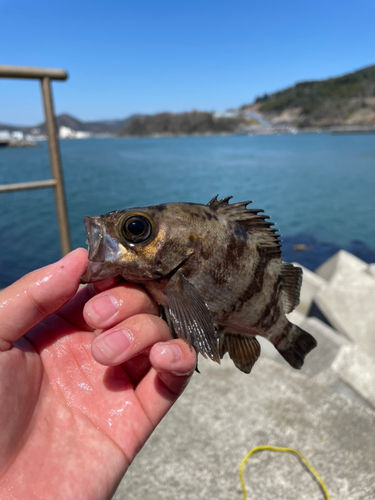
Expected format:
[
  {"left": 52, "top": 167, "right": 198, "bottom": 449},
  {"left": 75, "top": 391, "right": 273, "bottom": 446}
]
[
  {"left": 127, "top": 314, "right": 169, "bottom": 342},
  {"left": 25, "top": 287, "right": 48, "bottom": 321},
  {"left": 113, "top": 284, "right": 158, "bottom": 312}
]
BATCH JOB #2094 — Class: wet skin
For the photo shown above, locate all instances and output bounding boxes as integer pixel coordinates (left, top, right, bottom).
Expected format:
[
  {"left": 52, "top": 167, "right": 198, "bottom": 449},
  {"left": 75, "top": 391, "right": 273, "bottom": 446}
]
[{"left": 0, "top": 248, "right": 196, "bottom": 500}]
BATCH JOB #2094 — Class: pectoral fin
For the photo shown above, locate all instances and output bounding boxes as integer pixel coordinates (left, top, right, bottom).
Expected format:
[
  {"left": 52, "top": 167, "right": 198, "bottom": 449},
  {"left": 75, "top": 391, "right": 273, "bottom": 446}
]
[
  {"left": 166, "top": 270, "right": 220, "bottom": 363},
  {"left": 219, "top": 333, "right": 260, "bottom": 374}
]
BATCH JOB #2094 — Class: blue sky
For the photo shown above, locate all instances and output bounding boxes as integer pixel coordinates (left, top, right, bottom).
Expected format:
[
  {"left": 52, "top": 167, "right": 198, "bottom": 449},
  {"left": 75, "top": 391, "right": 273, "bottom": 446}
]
[{"left": 1, "top": 0, "right": 375, "bottom": 125}]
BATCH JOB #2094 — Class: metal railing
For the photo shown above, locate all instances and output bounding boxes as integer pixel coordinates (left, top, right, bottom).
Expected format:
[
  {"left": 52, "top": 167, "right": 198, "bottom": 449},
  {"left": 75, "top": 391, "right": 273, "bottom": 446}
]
[{"left": 0, "top": 65, "right": 71, "bottom": 255}]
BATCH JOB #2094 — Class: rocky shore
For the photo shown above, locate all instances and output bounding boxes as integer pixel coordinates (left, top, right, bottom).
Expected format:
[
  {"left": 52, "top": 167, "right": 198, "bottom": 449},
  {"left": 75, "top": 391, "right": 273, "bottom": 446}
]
[{"left": 114, "top": 249, "right": 375, "bottom": 500}]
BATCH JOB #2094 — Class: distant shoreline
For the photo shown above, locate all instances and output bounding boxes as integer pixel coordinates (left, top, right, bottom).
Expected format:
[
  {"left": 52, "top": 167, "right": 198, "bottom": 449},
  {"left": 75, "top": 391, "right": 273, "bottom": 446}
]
[
  {"left": 2, "top": 127, "right": 374, "bottom": 149},
  {"left": 117, "top": 126, "right": 375, "bottom": 138}
]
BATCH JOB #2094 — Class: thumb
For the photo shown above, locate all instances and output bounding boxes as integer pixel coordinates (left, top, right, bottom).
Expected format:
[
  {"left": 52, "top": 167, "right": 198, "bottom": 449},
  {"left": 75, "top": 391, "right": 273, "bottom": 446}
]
[{"left": 0, "top": 248, "right": 88, "bottom": 351}]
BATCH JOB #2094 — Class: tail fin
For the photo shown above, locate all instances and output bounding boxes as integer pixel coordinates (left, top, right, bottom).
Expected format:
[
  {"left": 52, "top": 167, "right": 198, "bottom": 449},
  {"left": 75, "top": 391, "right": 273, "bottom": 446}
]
[{"left": 276, "top": 324, "right": 317, "bottom": 369}]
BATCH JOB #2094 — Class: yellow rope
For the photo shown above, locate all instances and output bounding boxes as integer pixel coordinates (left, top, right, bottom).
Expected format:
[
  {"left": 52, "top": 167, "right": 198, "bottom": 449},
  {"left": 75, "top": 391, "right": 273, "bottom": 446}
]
[{"left": 239, "top": 445, "right": 330, "bottom": 500}]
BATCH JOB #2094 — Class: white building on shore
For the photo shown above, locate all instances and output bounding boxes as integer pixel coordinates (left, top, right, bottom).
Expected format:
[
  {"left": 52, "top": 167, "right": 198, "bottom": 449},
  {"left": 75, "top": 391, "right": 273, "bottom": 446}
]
[{"left": 59, "top": 126, "right": 92, "bottom": 139}]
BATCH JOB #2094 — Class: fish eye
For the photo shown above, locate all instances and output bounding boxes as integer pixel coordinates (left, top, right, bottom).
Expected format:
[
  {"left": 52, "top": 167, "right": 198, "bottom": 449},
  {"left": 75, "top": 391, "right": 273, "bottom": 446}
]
[{"left": 119, "top": 213, "right": 154, "bottom": 244}]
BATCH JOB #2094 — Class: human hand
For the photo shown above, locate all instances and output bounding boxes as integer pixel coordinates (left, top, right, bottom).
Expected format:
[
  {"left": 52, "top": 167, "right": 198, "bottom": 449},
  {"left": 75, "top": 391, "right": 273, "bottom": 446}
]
[{"left": 0, "top": 249, "right": 196, "bottom": 500}]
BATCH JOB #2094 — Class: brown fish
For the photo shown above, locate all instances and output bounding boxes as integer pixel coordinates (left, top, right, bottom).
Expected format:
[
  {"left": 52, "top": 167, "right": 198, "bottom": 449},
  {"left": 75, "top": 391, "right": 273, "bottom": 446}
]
[{"left": 81, "top": 196, "right": 317, "bottom": 373}]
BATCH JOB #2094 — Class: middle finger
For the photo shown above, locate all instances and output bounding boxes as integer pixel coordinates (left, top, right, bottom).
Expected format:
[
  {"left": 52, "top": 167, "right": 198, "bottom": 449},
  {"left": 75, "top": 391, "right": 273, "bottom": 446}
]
[{"left": 91, "top": 313, "right": 171, "bottom": 366}]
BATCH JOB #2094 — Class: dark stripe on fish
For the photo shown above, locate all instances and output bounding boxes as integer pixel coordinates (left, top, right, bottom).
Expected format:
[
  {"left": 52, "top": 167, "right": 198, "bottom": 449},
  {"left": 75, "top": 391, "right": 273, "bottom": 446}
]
[
  {"left": 255, "top": 275, "right": 283, "bottom": 330},
  {"left": 273, "top": 322, "right": 293, "bottom": 349},
  {"left": 233, "top": 250, "right": 268, "bottom": 313},
  {"left": 206, "top": 211, "right": 218, "bottom": 221},
  {"left": 226, "top": 237, "right": 247, "bottom": 262},
  {"left": 154, "top": 204, "right": 167, "bottom": 212}
]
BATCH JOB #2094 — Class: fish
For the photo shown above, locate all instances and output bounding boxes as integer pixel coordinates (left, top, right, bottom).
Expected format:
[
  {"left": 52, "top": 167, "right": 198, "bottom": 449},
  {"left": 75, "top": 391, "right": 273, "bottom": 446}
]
[{"left": 81, "top": 195, "right": 317, "bottom": 374}]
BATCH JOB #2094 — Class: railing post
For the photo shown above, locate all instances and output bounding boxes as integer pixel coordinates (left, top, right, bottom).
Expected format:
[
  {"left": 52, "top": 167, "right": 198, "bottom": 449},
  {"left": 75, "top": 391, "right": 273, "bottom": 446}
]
[{"left": 40, "top": 76, "right": 71, "bottom": 255}]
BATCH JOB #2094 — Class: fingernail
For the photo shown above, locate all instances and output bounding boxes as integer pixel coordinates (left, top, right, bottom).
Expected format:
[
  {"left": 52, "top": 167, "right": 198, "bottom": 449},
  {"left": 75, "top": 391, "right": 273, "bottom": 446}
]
[
  {"left": 86, "top": 294, "right": 118, "bottom": 324},
  {"left": 94, "top": 329, "right": 131, "bottom": 360},
  {"left": 159, "top": 343, "right": 182, "bottom": 363}
]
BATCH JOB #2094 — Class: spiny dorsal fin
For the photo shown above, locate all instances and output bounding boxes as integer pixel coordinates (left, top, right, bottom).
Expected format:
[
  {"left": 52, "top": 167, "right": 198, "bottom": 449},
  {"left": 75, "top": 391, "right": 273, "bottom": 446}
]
[
  {"left": 207, "top": 195, "right": 281, "bottom": 257},
  {"left": 207, "top": 194, "right": 233, "bottom": 207},
  {"left": 281, "top": 263, "right": 303, "bottom": 313}
]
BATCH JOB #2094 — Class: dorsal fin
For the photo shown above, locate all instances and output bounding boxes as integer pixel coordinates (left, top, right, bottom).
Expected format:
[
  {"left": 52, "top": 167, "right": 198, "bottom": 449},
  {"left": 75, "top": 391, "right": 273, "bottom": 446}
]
[
  {"left": 281, "top": 263, "right": 302, "bottom": 313},
  {"left": 207, "top": 194, "right": 233, "bottom": 207},
  {"left": 207, "top": 195, "right": 281, "bottom": 257}
]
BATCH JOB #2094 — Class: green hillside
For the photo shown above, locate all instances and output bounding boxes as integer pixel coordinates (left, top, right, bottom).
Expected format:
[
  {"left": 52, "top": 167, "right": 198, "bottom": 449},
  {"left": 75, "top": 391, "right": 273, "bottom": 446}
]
[
  {"left": 117, "top": 111, "right": 256, "bottom": 137},
  {"left": 244, "top": 65, "right": 375, "bottom": 128}
]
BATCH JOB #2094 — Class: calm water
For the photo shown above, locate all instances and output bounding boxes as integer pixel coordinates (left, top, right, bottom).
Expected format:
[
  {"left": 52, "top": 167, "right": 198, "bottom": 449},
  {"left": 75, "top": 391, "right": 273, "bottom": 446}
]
[{"left": 1, "top": 134, "right": 375, "bottom": 287}]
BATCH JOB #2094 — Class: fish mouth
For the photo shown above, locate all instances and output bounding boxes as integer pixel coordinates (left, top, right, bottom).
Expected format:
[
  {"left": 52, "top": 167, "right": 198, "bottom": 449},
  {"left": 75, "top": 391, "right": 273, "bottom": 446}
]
[
  {"left": 83, "top": 215, "right": 122, "bottom": 262},
  {"left": 84, "top": 216, "right": 105, "bottom": 262},
  {"left": 81, "top": 216, "right": 124, "bottom": 283}
]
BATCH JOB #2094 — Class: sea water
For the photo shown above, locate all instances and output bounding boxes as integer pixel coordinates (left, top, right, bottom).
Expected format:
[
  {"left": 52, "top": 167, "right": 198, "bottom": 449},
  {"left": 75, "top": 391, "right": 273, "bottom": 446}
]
[{"left": 0, "top": 133, "right": 374, "bottom": 287}]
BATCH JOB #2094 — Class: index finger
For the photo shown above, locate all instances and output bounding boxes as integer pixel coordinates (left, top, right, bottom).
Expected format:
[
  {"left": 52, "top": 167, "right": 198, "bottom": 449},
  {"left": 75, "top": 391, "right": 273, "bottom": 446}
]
[{"left": 0, "top": 248, "right": 88, "bottom": 351}]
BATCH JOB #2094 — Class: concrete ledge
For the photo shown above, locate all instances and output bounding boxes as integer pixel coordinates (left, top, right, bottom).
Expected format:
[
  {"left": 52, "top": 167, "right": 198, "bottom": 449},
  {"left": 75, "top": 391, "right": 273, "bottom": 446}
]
[
  {"left": 313, "top": 368, "right": 374, "bottom": 410},
  {"left": 332, "top": 345, "right": 375, "bottom": 409},
  {"left": 297, "top": 317, "right": 349, "bottom": 378},
  {"left": 368, "top": 263, "right": 375, "bottom": 278},
  {"left": 315, "top": 250, "right": 368, "bottom": 281},
  {"left": 315, "top": 268, "right": 375, "bottom": 357},
  {"left": 114, "top": 357, "right": 375, "bottom": 500}
]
